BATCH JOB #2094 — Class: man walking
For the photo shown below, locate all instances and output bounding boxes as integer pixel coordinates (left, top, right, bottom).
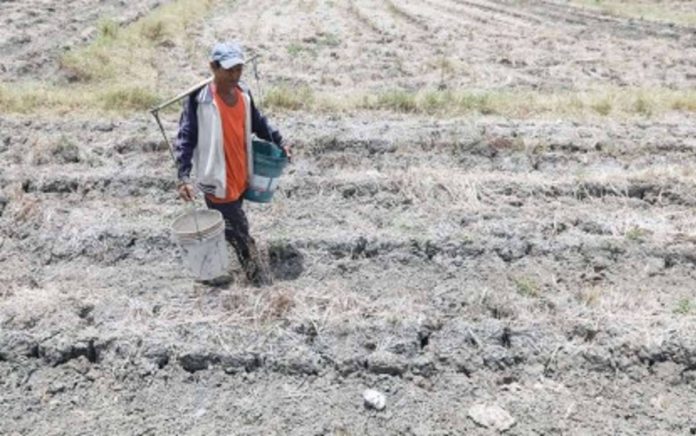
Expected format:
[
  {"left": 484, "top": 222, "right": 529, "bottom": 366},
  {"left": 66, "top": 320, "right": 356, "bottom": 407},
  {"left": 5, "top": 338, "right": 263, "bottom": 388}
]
[{"left": 175, "top": 42, "right": 290, "bottom": 285}]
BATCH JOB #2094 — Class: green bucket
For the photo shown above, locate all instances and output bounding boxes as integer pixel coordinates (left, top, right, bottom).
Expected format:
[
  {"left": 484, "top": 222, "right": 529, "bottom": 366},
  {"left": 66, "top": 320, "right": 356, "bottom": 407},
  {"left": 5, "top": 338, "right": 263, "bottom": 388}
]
[{"left": 244, "top": 139, "right": 288, "bottom": 203}]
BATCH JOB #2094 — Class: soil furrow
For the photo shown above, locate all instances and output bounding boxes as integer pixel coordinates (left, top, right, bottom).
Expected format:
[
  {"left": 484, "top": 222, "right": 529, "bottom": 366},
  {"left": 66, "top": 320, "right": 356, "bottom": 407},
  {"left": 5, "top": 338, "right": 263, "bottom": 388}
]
[
  {"left": 507, "top": 0, "right": 694, "bottom": 39},
  {"left": 448, "top": 0, "right": 545, "bottom": 26},
  {"left": 418, "top": 0, "right": 537, "bottom": 34}
]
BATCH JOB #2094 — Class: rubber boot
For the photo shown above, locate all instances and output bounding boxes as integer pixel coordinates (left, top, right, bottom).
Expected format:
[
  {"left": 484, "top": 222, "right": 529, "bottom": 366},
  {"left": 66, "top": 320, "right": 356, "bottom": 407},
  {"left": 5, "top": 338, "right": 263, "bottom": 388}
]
[{"left": 244, "top": 241, "right": 273, "bottom": 287}]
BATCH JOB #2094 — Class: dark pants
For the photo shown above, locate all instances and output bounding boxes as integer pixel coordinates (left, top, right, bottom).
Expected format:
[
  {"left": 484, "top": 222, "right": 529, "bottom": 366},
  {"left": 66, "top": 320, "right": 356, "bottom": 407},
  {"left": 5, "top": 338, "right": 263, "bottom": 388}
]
[{"left": 205, "top": 197, "right": 259, "bottom": 277}]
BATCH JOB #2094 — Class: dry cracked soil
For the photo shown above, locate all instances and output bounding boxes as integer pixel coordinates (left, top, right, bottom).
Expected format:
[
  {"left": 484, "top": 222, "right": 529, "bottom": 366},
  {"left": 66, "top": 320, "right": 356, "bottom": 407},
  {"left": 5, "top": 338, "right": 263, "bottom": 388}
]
[{"left": 1, "top": 0, "right": 696, "bottom": 435}]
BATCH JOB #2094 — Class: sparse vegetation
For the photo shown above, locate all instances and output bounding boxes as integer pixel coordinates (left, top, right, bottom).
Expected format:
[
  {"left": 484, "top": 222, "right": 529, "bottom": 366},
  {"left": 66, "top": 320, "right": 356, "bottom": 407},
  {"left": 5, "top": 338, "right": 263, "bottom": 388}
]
[
  {"left": 52, "top": 136, "right": 80, "bottom": 164},
  {"left": 61, "top": 0, "right": 214, "bottom": 84},
  {"left": 140, "top": 19, "right": 167, "bottom": 42},
  {"left": 315, "top": 32, "right": 341, "bottom": 47},
  {"left": 261, "top": 87, "right": 696, "bottom": 119},
  {"left": 674, "top": 298, "right": 693, "bottom": 315},
  {"left": 100, "top": 86, "right": 161, "bottom": 111},
  {"left": 434, "top": 57, "right": 456, "bottom": 89},
  {"left": 287, "top": 43, "right": 314, "bottom": 57},
  {"left": 1, "top": 0, "right": 694, "bottom": 119},
  {"left": 1, "top": 0, "right": 214, "bottom": 115},
  {"left": 672, "top": 97, "right": 696, "bottom": 112},
  {"left": 98, "top": 18, "right": 120, "bottom": 39},
  {"left": 29, "top": 135, "right": 80, "bottom": 165},
  {"left": 287, "top": 33, "right": 339, "bottom": 58},
  {"left": 263, "top": 85, "right": 315, "bottom": 110},
  {"left": 0, "top": 83, "right": 161, "bottom": 113},
  {"left": 591, "top": 99, "right": 613, "bottom": 116},
  {"left": 633, "top": 94, "right": 653, "bottom": 116},
  {"left": 625, "top": 226, "right": 648, "bottom": 242},
  {"left": 370, "top": 90, "right": 419, "bottom": 113},
  {"left": 514, "top": 277, "right": 540, "bottom": 297},
  {"left": 2, "top": 82, "right": 693, "bottom": 118},
  {"left": 577, "top": 286, "right": 603, "bottom": 307}
]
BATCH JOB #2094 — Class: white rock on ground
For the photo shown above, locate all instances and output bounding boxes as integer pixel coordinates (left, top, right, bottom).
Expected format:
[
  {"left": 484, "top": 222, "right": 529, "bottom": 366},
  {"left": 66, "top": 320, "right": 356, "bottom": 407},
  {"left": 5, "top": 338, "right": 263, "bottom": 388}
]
[
  {"left": 363, "top": 389, "right": 386, "bottom": 411},
  {"left": 468, "top": 403, "right": 516, "bottom": 432}
]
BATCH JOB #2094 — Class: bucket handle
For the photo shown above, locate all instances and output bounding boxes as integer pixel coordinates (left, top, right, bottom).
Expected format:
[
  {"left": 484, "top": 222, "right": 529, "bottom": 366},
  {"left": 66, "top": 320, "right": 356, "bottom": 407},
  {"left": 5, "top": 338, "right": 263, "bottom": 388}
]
[{"left": 186, "top": 189, "right": 203, "bottom": 241}]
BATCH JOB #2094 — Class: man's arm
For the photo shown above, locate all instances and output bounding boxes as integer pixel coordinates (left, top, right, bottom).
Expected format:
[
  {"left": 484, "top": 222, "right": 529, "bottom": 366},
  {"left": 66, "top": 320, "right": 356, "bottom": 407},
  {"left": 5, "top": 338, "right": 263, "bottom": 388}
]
[
  {"left": 249, "top": 92, "right": 284, "bottom": 146},
  {"left": 175, "top": 93, "right": 198, "bottom": 183}
]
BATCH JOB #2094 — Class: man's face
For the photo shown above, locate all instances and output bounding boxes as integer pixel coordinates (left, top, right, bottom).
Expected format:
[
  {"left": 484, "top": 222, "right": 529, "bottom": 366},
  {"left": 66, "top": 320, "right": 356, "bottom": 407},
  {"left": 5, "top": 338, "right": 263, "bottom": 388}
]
[{"left": 212, "top": 63, "right": 243, "bottom": 85}]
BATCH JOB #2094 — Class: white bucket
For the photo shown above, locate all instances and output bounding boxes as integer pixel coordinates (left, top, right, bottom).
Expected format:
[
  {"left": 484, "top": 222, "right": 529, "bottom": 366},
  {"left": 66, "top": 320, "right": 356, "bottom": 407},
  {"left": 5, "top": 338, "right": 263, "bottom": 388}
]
[{"left": 171, "top": 209, "right": 229, "bottom": 280}]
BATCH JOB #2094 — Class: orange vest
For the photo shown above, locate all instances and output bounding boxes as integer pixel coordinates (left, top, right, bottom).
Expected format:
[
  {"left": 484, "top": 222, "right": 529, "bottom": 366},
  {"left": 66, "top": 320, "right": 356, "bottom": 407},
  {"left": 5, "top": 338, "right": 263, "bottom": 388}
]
[{"left": 207, "top": 86, "right": 247, "bottom": 203}]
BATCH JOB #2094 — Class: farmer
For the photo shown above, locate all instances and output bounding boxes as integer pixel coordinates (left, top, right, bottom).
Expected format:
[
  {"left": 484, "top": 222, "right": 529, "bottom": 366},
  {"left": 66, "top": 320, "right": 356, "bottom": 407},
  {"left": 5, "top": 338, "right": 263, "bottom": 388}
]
[{"left": 175, "top": 41, "right": 291, "bottom": 285}]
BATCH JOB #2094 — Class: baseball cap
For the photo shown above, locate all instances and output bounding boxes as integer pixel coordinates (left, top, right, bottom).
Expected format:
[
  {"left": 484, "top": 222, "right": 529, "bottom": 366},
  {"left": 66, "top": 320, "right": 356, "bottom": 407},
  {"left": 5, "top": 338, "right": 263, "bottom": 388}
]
[{"left": 210, "top": 42, "right": 245, "bottom": 69}]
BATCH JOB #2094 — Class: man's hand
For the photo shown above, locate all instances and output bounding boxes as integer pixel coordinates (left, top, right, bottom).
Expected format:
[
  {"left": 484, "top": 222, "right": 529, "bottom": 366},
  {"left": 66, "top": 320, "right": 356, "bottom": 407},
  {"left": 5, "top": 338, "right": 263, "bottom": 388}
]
[
  {"left": 177, "top": 182, "right": 196, "bottom": 202},
  {"left": 282, "top": 143, "right": 293, "bottom": 162}
]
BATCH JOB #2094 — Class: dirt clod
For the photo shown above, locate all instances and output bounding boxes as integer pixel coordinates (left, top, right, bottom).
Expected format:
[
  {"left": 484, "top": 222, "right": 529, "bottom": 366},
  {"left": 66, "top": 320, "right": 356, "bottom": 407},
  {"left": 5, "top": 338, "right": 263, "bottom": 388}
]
[
  {"left": 363, "top": 389, "right": 386, "bottom": 411},
  {"left": 468, "top": 403, "right": 516, "bottom": 432}
]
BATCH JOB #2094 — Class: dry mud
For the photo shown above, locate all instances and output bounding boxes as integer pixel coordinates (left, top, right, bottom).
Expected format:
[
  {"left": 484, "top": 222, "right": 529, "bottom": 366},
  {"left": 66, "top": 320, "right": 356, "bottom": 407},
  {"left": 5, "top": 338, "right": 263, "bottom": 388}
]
[{"left": 2, "top": 0, "right": 696, "bottom": 435}]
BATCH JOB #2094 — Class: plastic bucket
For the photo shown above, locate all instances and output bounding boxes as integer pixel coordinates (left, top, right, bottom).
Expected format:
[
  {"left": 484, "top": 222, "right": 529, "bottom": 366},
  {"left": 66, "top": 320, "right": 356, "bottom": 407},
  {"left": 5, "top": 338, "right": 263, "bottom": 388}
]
[
  {"left": 244, "top": 139, "right": 288, "bottom": 203},
  {"left": 171, "top": 209, "right": 229, "bottom": 280}
]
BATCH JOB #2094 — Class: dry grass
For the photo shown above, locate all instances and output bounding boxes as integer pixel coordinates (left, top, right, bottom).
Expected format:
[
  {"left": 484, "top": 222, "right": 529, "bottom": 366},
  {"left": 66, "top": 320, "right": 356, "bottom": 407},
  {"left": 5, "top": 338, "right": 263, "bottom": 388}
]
[
  {"left": 303, "top": 163, "right": 696, "bottom": 241},
  {"left": 0, "top": 0, "right": 693, "bottom": 119},
  {"left": 576, "top": 285, "right": 656, "bottom": 316},
  {"left": 0, "top": 83, "right": 161, "bottom": 114},
  {"left": 60, "top": 0, "right": 214, "bottom": 84},
  {"left": 29, "top": 135, "right": 80, "bottom": 165},
  {"left": 0, "top": 0, "right": 214, "bottom": 115},
  {"left": 327, "top": 164, "right": 695, "bottom": 201},
  {"left": 200, "top": 277, "right": 430, "bottom": 333},
  {"left": 514, "top": 277, "right": 541, "bottom": 298},
  {"left": 260, "top": 86, "right": 696, "bottom": 119},
  {"left": 263, "top": 85, "right": 315, "bottom": 110}
]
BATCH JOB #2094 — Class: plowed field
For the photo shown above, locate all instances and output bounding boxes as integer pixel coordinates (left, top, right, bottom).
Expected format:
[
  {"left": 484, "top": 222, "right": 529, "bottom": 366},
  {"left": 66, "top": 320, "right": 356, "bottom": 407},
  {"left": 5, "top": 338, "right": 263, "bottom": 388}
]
[{"left": 2, "top": 1, "right": 695, "bottom": 435}]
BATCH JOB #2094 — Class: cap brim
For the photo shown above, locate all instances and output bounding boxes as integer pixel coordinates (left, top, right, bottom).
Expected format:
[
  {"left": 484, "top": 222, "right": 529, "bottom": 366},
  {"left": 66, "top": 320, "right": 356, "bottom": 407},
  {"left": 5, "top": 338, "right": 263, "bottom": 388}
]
[{"left": 219, "top": 58, "right": 245, "bottom": 69}]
